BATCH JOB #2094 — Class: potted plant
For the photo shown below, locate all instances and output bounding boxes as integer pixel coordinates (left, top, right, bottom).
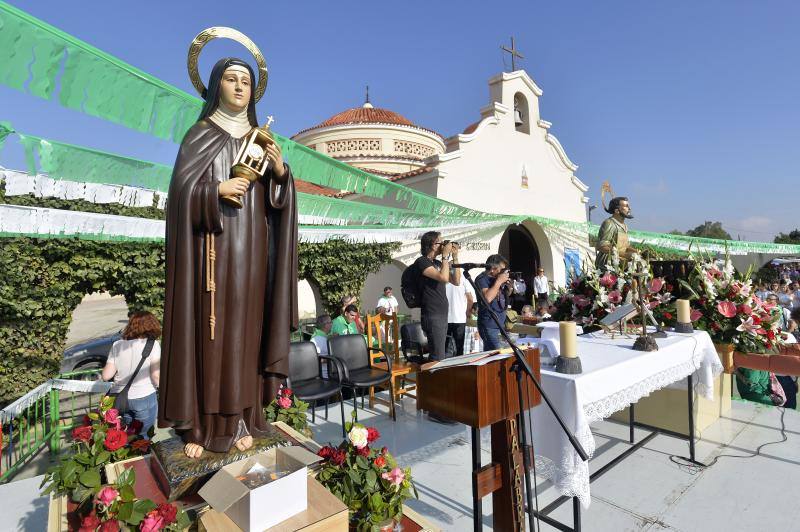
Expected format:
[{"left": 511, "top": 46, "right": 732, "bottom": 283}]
[
  {"left": 263, "top": 385, "right": 312, "bottom": 437},
  {"left": 316, "top": 416, "right": 417, "bottom": 531}
]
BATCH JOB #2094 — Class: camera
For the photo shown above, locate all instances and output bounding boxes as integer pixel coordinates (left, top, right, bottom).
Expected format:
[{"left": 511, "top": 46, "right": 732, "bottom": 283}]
[
  {"left": 502, "top": 269, "right": 526, "bottom": 294},
  {"left": 441, "top": 240, "right": 459, "bottom": 247}
]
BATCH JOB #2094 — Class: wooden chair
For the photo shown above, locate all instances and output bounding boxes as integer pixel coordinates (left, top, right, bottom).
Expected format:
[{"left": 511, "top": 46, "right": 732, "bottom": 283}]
[{"left": 366, "top": 313, "right": 418, "bottom": 412}]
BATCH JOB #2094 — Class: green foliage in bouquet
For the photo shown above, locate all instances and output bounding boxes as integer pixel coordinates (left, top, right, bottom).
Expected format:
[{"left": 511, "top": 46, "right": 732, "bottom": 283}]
[
  {"left": 316, "top": 414, "right": 417, "bottom": 531},
  {"left": 72, "top": 468, "right": 191, "bottom": 531},
  {"left": 40, "top": 396, "right": 151, "bottom": 505},
  {"left": 263, "top": 385, "right": 309, "bottom": 435}
]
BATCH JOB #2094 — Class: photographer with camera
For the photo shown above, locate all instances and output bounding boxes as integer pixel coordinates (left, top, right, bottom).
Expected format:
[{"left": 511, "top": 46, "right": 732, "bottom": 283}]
[
  {"left": 475, "top": 254, "right": 512, "bottom": 351},
  {"left": 414, "top": 231, "right": 461, "bottom": 361}
]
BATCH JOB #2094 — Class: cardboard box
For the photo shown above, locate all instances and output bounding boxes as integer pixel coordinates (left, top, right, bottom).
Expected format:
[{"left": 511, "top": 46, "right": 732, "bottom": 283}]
[
  {"left": 199, "top": 446, "right": 319, "bottom": 532},
  {"left": 198, "top": 476, "right": 349, "bottom": 531}
]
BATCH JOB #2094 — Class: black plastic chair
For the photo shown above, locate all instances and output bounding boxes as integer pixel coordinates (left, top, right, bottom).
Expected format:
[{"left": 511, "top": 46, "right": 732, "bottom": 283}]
[
  {"left": 400, "top": 322, "right": 429, "bottom": 364},
  {"left": 328, "top": 334, "right": 395, "bottom": 421},
  {"left": 287, "top": 341, "right": 346, "bottom": 436}
]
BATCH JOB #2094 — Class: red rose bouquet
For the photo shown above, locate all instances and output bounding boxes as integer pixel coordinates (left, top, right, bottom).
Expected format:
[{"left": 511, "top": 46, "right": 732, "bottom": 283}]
[
  {"left": 75, "top": 468, "right": 190, "bottom": 531},
  {"left": 41, "top": 396, "right": 151, "bottom": 505},
  {"left": 316, "top": 414, "right": 417, "bottom": 531}
]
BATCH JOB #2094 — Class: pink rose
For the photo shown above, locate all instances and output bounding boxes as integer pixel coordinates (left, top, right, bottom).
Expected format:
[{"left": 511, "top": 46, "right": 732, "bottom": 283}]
[
  {"left": 648, "top": 278, "right": 664, "bottom": 293},
  {"left": 140, "top": 512, "right": 165, "bottom": 532},
  {"left": 599, "top": 273, "right": 617, "bottom": 288},
  {"left": 277, "top": 396, "right": 292, "bottom": 409},
  {"left": 96, "top": 486, "right": 119, "bottom": 506},
  {"left": 716, "top": 300, "right": 737, "bottom": 318},
  {"left": 381, "top": 467, "right": 405, "bottom": 486},
  {"left": 737, "top": 304, "right": 752, "bottom": 316},
  {"left": 690, "top": 309, "right": 703, "bottom": 322},
  {"left": 607, "top": 291, "right": 622, "bottom": 304},
  {"left": 104, "top": 408, "right": 119, "bottom": 424}
]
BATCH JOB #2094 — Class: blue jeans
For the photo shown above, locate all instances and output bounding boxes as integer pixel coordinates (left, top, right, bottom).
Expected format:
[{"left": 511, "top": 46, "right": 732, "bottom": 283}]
[
  {"left": 121, "top": 392, "right": 158, "bottom": 437},
  {"left": 478, "top": 324, "right": 502, "bottom": 351}
]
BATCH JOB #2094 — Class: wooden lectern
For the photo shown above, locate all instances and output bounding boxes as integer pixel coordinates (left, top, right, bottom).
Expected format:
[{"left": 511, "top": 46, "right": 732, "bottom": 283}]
[{"left": 417, "top": 349, "right": 541, "bottom": 532}]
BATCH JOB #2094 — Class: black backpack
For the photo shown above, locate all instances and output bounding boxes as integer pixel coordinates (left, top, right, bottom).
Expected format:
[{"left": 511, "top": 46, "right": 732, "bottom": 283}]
[{"left": 401, "top": 261, "right": 424, "bottom": 309}]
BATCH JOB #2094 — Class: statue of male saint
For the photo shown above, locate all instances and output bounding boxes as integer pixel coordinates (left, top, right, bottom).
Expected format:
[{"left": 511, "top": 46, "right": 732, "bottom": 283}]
[
  {"left": 158, "top": 55, "right": 298, "bottom": 459},
  {"left": 595, "top": 196, "right": 637, "bottom": 271}
]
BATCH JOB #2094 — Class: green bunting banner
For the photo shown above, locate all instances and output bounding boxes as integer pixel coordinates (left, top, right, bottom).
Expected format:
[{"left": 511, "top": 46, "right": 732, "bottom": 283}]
[
  {"left": 17, "top": 133, "right": 173, "bottom": 193},
  {"left": 0, "top": 1, "right": 200, "bottom": 143}
]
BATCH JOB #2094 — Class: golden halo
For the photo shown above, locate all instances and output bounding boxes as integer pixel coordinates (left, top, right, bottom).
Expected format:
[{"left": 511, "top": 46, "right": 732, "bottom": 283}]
[{"left": 187, "top": 27, "right": 268, "bottom": 103}]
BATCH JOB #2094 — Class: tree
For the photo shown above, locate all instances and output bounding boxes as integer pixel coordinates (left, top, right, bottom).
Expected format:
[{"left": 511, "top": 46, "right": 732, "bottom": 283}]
[
  {"left": 774, "top": 229, "right": 800, "bottom": 244},
  {"left": 685, "top": 221, "right": 732, "bottom": 240}
]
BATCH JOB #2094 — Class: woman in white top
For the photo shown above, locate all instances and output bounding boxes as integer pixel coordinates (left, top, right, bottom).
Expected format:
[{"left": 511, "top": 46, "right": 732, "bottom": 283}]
[{"left": 101, "top": 312, "right": 161, "bottom": 436}]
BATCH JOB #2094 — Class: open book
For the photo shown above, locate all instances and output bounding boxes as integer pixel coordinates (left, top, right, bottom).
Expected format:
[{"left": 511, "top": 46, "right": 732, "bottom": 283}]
[{"left": 420, "top": 348, "right": 515, "bottom": 372}]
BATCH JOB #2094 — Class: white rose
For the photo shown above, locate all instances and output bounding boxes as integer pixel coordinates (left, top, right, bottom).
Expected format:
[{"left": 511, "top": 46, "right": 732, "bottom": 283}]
[{"left": 348, "top": 426, "right": 369, "bottom": 449}]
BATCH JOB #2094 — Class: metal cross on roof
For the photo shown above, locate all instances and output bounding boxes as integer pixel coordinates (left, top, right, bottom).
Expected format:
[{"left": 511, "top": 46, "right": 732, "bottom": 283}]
[{"left": 501, "top": 37, "right": 524, "bottom": 72}]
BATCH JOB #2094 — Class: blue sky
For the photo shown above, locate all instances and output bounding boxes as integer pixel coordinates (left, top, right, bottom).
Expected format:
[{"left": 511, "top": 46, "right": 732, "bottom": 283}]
[{"left": 2, "top": 1, "right": 798, "bottom": 241}]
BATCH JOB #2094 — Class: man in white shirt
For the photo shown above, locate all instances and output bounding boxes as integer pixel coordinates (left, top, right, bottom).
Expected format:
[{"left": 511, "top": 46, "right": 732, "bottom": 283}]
[
  {"left": 533, "top": 268, "right": 550, "bottom": 310},
  {"left": 446, "top": 277, "right": 475, "bottom": 357},
  {"left": 375, "top": 286, "right": 399, "bottom": 315}
]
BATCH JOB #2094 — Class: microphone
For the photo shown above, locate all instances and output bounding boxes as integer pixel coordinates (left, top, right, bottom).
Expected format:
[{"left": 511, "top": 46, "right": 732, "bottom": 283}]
[{"left": 451, "top": 263, "right": 487, "bottom": 269}]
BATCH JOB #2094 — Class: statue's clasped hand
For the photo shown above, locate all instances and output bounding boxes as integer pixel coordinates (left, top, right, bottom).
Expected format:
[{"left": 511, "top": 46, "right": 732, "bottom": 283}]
[{"left": 218, "top": 177, "right": 250, "bottom": 197}]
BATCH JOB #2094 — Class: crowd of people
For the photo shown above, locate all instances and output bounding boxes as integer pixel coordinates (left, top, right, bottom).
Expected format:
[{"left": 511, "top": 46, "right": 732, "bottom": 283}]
[{"left": 754, "top": 278, "right": 800, "bottom": 341}]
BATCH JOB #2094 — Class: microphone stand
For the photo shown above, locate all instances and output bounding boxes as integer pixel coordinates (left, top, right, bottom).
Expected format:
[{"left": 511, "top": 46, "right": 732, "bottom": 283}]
[{"left": 462, "top": 268, "right": 589, "bottom": 531}]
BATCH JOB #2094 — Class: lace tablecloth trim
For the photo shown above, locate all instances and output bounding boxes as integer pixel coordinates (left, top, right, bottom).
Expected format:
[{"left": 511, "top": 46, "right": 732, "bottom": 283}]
[
  {"left": 534, "top": 423, "right": 595, "bottom": 507},
  {"left": 582, "top": 358, "right": 703, "bottom": 423}
]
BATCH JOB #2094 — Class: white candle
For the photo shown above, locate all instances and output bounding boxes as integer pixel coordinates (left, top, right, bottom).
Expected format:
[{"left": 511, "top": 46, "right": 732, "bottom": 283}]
[
  {"left": 559, "top": 321, "right": 577, "bottom": 358},
  {"left": 677, "top": 299, "right": 691, "bottom": 323}
]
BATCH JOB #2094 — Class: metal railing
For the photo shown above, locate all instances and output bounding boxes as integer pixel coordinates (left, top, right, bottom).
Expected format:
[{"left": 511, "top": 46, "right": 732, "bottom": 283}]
[{"left": 0, "top": 370, "right": 108, "bottom": 483}]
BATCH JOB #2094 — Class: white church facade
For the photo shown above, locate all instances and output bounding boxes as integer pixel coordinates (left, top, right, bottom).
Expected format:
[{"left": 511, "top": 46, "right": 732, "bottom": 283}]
[{"left": 292, "top": 69, "right": 593, "bottom": 316}]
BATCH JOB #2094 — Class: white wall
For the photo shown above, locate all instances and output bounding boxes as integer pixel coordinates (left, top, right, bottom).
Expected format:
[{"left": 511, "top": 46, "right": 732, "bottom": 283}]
[{"left": 297, "top": 279, "right": 322, "bottom": 320}]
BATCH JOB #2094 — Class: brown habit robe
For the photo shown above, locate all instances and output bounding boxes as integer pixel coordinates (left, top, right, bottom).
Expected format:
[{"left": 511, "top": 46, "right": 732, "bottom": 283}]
[{"left": 158, "top": 119, "right": 298, "bottom": 452}]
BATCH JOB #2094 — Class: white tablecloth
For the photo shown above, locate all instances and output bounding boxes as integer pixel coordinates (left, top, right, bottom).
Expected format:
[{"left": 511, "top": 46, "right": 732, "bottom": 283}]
[{"left": 529, "top": 330, "right": 723, "bottom": 507}]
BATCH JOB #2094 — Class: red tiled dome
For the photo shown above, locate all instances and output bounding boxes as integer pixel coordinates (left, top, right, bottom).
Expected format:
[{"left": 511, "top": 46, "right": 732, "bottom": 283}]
[
  {"left": 294, "top": 104, "right": 442, "bottom": 139},
  {"left": 317, "top": 107, "right": 415, "bottom": 128}
]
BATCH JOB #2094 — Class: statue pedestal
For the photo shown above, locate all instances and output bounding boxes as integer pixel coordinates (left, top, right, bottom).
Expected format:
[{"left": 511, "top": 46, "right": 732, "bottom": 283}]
[{"left": 150, "top": 427, "right": 289, "bottom": 501}]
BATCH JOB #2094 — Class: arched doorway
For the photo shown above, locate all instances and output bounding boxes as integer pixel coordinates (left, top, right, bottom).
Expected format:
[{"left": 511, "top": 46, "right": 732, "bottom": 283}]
[{"left": 499, "top": 224, "right": 540, "bottom": 312}]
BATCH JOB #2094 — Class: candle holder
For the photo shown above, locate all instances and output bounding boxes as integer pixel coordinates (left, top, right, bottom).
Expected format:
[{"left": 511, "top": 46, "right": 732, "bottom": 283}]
[
  {"left": 556, "top": 355, "right": 582, "bottom": 374},
  {"left": 673, "top": 322, "right": 694, "bottom": 333}
]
